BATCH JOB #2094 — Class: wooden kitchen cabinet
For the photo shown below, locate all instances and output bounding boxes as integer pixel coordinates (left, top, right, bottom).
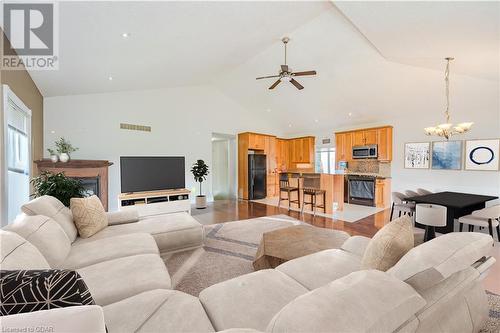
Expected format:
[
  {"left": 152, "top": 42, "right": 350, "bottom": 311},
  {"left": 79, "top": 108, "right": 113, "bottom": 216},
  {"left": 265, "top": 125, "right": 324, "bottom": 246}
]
[
  {"left": 353, "top": 129, "right": 377, "bottom": 146},
  {"left": 376, "top": 127, "right": 393, "bottom": 161},
  {"left": 335, "top": 126, "right": 392, "bottom": 162},
  {"left": 290, "top": 137, "right": 315, "bottom": 163},
  {"left": 375, "top": 178, "right": 391, "bottom": 208},
  {"left": 248, "top": 133, "right": 265, "bottom": 150},
  {"left": 276, "top": 139, "right": 289, "bottom": 170}
]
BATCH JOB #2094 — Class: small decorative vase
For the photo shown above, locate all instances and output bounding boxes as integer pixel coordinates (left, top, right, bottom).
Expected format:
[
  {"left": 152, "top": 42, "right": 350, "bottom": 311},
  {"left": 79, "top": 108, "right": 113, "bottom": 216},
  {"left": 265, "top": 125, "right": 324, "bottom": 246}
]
[
  {"left": 50, "top": 155, "right": 59, "bottom": 163},
  {"left": 59, "top": 153, "right": 70, "bottom": 163},
  {"left": 195, "top": 195, "right": 207, "bottom": 209}
]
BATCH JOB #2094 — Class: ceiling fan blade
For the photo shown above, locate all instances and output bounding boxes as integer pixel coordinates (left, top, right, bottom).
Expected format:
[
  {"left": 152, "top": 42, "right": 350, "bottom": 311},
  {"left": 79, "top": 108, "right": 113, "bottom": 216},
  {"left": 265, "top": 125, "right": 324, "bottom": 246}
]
[
  {"left": 292, "top": 70, "right": 317, "bottom": 76},
  {"left": 256, "top": 75, "right": 280, "bottom": 80},
  {"left": 290, "top": 78, "right": 304, "bottom": 90},
  {"left": 281, "top": 65, "right": 289, "bottom": 72},
  {"left": 269, "top": 79, "right": 281, "bottom": 90}
]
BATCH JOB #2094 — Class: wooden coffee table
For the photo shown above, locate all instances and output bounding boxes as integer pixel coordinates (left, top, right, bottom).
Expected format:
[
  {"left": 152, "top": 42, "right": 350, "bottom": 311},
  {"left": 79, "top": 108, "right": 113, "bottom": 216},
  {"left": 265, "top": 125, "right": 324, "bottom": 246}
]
[{"left": 253, "top": 225, "right": 350, "bottom": 270}]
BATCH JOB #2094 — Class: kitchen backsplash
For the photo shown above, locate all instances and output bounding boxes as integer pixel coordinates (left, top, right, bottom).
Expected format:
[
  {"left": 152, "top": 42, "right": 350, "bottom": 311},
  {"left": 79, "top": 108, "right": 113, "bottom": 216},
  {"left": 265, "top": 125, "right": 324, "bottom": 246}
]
[{"left": 348, "top": 160, "right": 391, "bottom": 177}]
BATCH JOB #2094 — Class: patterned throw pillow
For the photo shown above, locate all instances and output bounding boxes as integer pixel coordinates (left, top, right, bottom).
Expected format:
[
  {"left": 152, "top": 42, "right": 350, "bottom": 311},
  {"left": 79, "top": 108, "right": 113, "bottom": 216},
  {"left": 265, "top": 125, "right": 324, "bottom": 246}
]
[
  {"left": 70, "top": 195, "right": 108, "bottom": 238},
  {"left": 0, "top": 270, "right": 95, "bottom": 316}
]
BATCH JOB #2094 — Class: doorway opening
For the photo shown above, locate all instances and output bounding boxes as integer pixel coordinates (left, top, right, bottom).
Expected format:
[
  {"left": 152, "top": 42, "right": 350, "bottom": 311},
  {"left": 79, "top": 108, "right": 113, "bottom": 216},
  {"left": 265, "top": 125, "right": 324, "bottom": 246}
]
[
  {"left": 2, "top": 85, "right": 32, "bottom": 224},
  {"left": 211, "top": 133, "right": 236, "bottom": 200}
]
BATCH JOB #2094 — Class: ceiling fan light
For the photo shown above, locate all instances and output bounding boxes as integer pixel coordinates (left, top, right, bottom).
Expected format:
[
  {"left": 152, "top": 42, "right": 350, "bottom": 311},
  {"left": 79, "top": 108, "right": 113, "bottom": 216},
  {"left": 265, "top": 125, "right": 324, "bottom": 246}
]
[{"left": 280, "top": 76, "right": 291, "bottom": 82}]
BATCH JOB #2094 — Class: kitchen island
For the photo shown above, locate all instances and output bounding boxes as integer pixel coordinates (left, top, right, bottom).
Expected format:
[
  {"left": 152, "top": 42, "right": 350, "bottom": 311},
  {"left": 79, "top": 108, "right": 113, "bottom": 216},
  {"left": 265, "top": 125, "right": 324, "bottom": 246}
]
[{"left": 280, "top": 172, "right": 345, "bottom": 213}]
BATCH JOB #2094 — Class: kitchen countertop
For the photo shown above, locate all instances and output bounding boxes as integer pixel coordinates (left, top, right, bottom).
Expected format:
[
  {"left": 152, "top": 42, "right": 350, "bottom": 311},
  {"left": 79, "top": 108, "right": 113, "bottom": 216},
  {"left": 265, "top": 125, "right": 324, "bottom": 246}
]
[{"left": 280, "top": 170, "right": 390, "bottom": 179}]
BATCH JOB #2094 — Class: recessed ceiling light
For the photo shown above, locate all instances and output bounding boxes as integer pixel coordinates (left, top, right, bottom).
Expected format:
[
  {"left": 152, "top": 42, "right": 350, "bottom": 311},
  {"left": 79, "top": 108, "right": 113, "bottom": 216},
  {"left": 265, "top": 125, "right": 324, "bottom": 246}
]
[
  {"left": 121, "top": 32, "right": 130, "bottom": 38},
  {"left": 288, "top": 124, "right": 292, "bottom": 128},
  {"left": 50, "top": 130, "right": 55, "bottom": 134},
  {"left": 314, "top": 119, "right": 319, "bottom": 123},
  {"left": 108, "top": 76, "right": 113, "bottom": 81},
  {"left": 348, "top": 112, "right": 353, "bottom": 117},
  {"left": 266, "top": 108, "right": 271, "bottom": 113}
]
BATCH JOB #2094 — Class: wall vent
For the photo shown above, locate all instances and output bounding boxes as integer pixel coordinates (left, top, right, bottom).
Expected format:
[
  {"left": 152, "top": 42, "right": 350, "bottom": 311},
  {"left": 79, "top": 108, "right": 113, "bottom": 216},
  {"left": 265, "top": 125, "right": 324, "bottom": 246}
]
[
  {"left": 322, "top": 138, "right": 331, "bottom": 144},
  {"left": 120, "top": 123, "right": 151, "bottom": 132}
]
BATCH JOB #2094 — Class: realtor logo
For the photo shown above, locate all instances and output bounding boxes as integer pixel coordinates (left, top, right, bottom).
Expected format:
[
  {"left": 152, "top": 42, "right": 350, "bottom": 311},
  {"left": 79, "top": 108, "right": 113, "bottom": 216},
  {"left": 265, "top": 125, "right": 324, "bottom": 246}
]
[{"left": 2, "top": 1, "right": 59, "bottom": 70}]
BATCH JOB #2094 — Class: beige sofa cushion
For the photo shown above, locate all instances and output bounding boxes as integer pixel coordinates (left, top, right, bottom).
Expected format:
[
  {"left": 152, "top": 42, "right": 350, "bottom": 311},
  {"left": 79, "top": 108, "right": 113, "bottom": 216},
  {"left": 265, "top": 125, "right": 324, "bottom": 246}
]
[
  {"left": 276, "top": 249, "right": 361, "bottom": 290},
  {"left": 77, "top": 254, "right": 171, "bottom": 305},
  {"left": 340, "top": 235, "right": 371, "bottom": 257},
  {"left": 5, "top": 215, "right": 71, "bottom": 267},
  {"left": 21, "top": 195, "right": 78, "bottom": 242},
  {"left": 199, "top": 269, "right": 308, "bottom": 332},
  {"left": 388, "top": 232, "right": 493, "bottom": 292},
  {"left": 0, "top": 230, "right": 50, "bottom": 270},
  {"left": 73, "top": 212, "right": 204, "bottom": 253},
  {"left": 59, "top": 233, "right": 159, "bottom": 269},
  {"left": 361, "top": 216, "right": 414, "bottom": 271},
  {"left": 104, "top": 289, "right": 215, "bottom": 332},
  {"left": 266, "top": 270, "right": 426, "bottom": 333},
  {"left": 70, "top": 195, "right": 108, "bottom": 238}
]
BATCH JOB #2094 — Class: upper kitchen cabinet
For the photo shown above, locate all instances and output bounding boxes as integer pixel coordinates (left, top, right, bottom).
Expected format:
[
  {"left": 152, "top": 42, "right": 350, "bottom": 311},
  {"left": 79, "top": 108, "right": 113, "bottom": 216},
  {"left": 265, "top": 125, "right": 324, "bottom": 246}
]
[
  {"left": 276, "top": 139, "right": 289, "bottom": 170},
  {"left": 376, "top": 126, "right": 393, "bottom": 161},
  {"left": 335, "top": 126, "right": 392, "bottom": 162},
  {"left": 290, "top": 137, "right": 315, "bottom": 163},
  {"left": 353, "top": 129, "right": 377, "bottom": 146},
  {"left": 248, "top": 133, "right": 266, "bottom": 150}
]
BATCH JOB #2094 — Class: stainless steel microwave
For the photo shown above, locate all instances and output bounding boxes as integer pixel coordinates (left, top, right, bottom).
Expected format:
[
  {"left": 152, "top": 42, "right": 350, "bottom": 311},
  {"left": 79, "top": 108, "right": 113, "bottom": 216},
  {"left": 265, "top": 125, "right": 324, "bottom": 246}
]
[{"left": 352, "top": 145, "right": 378, "bottom": 159}]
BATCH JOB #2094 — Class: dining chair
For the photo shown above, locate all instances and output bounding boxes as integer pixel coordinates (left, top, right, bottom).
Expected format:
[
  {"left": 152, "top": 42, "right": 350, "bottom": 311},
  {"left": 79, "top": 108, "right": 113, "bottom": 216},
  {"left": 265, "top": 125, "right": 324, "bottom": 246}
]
[
  {"left": 416, "top": 188, "right": 433, "bottom": 195},
  {"left": 301, "top": 176, "right": 326, "bottom": 216},
  {"left": 390, "top": 192, "right": 416, "bottom": 221},
  {"left": 416, "top": 203, "right": 447, "bottom": 241},
  {"left": 458, "top": 204, "right": 500, "bottom": 241},
  {"left": 405, "top": 190, "right": 420, "bottom": 198},
  {"left": 278, "top": 173, "right": 300, "bottom": 211}
]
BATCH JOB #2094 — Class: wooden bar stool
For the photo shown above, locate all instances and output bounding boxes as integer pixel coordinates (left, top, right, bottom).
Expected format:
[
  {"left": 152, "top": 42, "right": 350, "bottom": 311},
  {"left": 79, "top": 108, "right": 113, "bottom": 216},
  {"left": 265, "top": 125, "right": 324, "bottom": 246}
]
[
  {"left": 278, "top": 173, "right": 300, "bottom": 211},
  {"left": 301, "top": 176, "right": 326, "bottom": 216}
]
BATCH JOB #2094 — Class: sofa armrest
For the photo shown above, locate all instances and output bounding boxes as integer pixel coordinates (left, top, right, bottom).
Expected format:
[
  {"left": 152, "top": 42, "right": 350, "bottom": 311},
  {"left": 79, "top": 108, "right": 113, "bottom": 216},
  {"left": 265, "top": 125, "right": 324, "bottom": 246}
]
[
  {"left": 0, "top": 305, "right": 106, "bottom": 333},
  {"left": 266, "top": 270, "right": 426, "bottom": 333},
  {"left": 106, "top": 209, "right": 139, "bottom": 225},
  {"left": 340, "top": 235, "right": 371, "bottom": 257}
]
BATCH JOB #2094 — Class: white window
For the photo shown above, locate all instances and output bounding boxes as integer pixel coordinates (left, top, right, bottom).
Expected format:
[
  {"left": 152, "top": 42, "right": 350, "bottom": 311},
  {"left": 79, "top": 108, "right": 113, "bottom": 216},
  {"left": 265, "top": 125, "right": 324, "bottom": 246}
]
[
  {"left": 2, "top": 85, "right": 32, "bottom": 224},
  {"left": 315, "top": 147, "right": 336, "bottom": 174}
]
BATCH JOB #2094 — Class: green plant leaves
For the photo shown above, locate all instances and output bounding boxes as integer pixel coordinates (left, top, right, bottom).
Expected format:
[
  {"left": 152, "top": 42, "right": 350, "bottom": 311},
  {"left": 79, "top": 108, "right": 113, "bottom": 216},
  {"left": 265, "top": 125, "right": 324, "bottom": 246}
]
[{"left": 30, "top": 171, "right": 86, "bottom": 207}]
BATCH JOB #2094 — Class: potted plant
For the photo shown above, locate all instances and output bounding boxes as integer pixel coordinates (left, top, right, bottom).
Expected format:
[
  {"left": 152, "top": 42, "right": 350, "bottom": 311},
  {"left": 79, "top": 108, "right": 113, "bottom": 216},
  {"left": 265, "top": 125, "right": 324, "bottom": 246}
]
[
  {"left": 55, "top": 137, "right": 78, "bottom": 162},
  {"left": 190, "top": 159, "right": 209, "bottom": 209},
  {"left": 47, "top": 148, "right": 58, "bottom": 163},
  {"left": 31, "top": 171, "right": 86, "bottom": 207}
]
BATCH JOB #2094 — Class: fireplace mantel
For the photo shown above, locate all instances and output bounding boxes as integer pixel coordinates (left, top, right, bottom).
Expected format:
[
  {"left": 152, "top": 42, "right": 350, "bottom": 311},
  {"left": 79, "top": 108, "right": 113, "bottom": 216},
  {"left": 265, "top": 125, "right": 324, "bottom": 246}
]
[{"left": 34, "top": 159, "right": 113, "bottom": 210}]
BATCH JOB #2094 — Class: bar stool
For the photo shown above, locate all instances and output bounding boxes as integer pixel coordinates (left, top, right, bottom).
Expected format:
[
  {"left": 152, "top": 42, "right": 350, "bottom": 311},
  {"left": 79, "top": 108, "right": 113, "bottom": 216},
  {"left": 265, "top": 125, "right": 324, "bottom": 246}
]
[
  {"left": 301, "top": 176, "right": 326, "bottom": 216},
  {"left": 278, "top": 173, "right": 300, "bottom": 211},
  {"left": 458, "top": 205, "right": 500, "bottom": 241},
  {"left": 415, "top": 203, "right": 447, "bottom": 242}
]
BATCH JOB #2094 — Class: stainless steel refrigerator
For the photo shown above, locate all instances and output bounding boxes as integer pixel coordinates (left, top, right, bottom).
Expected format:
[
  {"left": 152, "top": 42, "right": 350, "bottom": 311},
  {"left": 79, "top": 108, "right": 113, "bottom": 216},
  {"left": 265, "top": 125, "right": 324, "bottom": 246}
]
[{"left": 248, "top": 154, "right": 267, "bottom": 200}]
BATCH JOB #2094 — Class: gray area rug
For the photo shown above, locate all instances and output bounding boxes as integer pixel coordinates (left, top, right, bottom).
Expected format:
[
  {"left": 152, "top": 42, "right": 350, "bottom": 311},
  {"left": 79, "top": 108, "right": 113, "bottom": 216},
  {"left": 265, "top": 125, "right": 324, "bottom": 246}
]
[
  {"left": 163, "top": 215, "right": 301, "bottom": 296},
  {"left": 163, "top": 215, "right": 500, "bottom": 331}
]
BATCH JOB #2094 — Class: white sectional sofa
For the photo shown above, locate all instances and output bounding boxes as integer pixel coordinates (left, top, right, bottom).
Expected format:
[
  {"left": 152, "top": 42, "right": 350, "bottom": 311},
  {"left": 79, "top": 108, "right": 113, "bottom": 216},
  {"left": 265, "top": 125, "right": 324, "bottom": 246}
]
[{"left": 0, "top": 195, "right": 496, "bottom": 333}]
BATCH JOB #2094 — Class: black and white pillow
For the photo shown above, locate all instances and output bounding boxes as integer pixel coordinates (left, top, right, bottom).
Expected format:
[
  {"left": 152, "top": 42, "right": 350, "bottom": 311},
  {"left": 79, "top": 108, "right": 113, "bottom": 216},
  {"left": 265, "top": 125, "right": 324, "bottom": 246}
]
[{"left": 0, "top": 269, "right": 95, "bottom": 316}]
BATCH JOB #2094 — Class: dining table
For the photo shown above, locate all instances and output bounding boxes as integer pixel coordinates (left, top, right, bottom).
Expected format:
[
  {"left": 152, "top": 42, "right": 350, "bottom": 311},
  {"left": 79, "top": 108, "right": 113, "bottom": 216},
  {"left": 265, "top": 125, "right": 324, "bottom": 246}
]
[{"left": 405, "top": 191, "right": 498, "bottom": 234}]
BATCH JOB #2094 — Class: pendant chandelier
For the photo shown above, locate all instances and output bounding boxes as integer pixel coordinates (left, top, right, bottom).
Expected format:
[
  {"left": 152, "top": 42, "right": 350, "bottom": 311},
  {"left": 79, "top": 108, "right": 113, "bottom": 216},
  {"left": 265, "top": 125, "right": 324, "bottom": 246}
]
[{"left": 424, "top": 57, "right": 473, "bottom": 140}]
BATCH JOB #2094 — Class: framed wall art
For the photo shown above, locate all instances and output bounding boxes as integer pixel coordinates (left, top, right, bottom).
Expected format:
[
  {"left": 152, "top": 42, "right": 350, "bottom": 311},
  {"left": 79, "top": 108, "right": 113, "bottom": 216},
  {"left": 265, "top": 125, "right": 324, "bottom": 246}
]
[
  {"left": 465, "top": 139, "right": 500, "bottom": 171},
  {"left": 431, "top": 141, "right": 462, "bottom": 170},
  {"left": 404, "top": 142, "right": 430, "bottom": 169}
]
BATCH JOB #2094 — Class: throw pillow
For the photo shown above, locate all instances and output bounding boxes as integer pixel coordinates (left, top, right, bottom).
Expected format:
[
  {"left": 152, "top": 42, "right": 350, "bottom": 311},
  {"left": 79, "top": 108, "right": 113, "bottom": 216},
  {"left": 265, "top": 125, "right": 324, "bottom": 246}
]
[
  {"left": 361, "top": 216, "right": 414, "bottom": 271},
  {"left": 0, "top": 270, "right": 94, "bottom": 316},
  {"left": 70, "top": 195, "right": 108, "bottom": 238}
]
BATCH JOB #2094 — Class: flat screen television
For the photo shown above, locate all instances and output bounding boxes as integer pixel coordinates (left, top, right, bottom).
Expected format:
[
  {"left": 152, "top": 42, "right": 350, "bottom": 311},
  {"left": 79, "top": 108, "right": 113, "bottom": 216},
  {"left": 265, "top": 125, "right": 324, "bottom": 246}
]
[{"left": 120, "top": 156, "right": 185, "bottom": 193}]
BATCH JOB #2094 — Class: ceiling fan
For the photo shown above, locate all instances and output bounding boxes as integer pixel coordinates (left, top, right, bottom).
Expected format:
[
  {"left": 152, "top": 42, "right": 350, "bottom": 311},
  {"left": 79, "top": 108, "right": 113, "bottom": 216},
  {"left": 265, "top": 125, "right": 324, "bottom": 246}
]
[{"left": 256, "top": 37, "right": 317, "bottom": 90}]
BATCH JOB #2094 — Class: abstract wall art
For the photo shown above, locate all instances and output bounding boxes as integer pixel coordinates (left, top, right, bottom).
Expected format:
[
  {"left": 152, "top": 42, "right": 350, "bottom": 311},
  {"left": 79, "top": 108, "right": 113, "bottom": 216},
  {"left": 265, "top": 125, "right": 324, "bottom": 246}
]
[
  {"left": 404, "top": 142, "right": 430, "bottom": 169},
  {"left": 431, "top": 141, "right": 462, "bottom": 170},
  {"left": 465, "top": 139, "right": 500, "bottom": 171}
]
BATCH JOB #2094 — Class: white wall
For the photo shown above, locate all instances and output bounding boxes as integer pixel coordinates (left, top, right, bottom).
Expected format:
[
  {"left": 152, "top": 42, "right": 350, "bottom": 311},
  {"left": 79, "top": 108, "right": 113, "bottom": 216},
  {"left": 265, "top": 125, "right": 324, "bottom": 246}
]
[{"left": 44, "top": 85, "right": 284, "bottom": 211}]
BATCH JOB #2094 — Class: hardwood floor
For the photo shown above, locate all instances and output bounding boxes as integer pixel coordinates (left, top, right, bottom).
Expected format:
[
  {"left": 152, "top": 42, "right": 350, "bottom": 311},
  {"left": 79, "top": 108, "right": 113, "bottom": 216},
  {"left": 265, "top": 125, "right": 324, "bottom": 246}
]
[{"left": 192, "top": 199, "right": 500, "bottom": 294}]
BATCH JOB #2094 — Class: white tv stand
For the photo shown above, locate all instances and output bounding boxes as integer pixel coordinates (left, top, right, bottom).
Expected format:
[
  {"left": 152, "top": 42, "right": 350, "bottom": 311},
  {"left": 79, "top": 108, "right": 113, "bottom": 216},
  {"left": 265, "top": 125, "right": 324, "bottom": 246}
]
[{"left": 118, "top": 189, "right": 191, "bottom": 217}]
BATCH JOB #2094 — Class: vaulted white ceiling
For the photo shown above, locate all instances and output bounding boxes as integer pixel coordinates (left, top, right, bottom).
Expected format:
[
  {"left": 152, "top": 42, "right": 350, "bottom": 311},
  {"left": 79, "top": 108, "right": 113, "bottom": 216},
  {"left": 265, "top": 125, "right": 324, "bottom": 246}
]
[{"left": 20, "top": 1, "right": 500, "bottom": 135}]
